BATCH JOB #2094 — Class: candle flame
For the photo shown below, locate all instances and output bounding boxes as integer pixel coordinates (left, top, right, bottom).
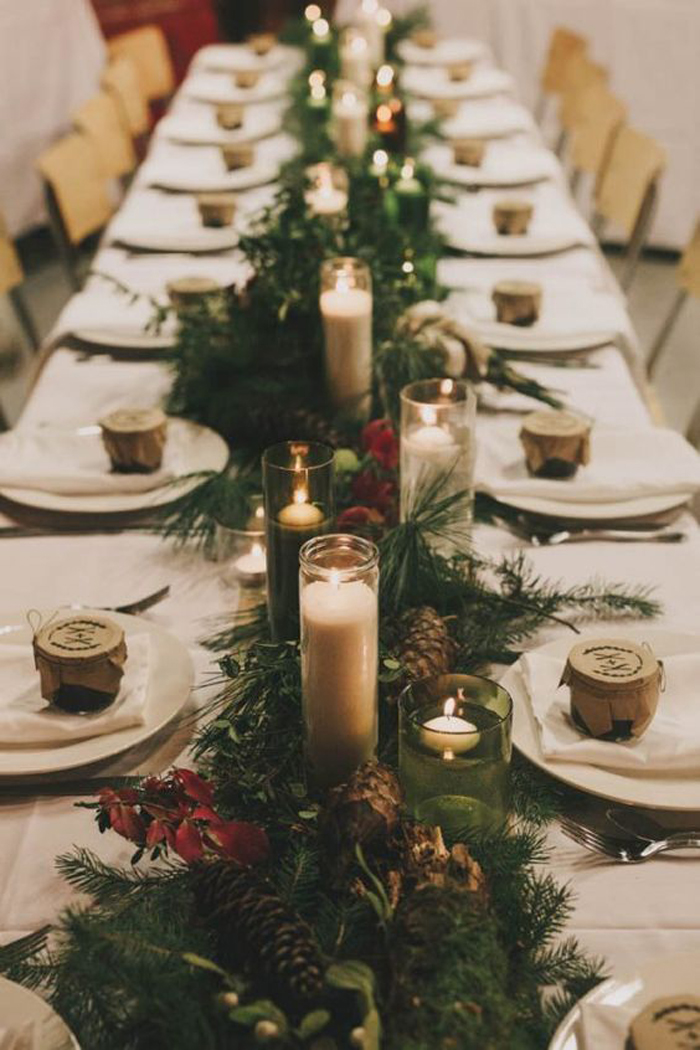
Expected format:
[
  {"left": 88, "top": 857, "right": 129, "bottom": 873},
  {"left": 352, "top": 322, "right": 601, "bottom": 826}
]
[
  {"left": 308, "top": 69, "right": 326, "bottom": 88},
  {"left": 310, "top": 84, "right": 327, "bottom": 101},
  {"left": 402, "top": 259, "right": 414, "bottom": 274},
  {"left": 376, "top": 64, "right": 394, "bottom": 88},
  {"left": 372, "top": 148, "right": 388, "bottom": 168},
  {"left": 336, "top": 272, "right": 351, "bottom": 293},
  {"left": 254, "top": 504, "right": 265, "bottom": 521},
  {"left": 305, "top": 3, "right": 321, "bottom": 21},
  {"left": 377, "top": 7, "right": 392, "bottom": 28},
  {"left": 376, "top": 103, "right": 392, "bottom": 123},
  {"left": 440, "top": 378, "right": 455, "bottom": 397},
  {"left": 293, "top": 486, "right": 309, "bottom": 505},
  {"left": 312, "top": 18, "right": 329, "bottom": 38},
  {"left": 251, "top": 541, "right": 265, "bottom": 561},
  {"left": 349, "top": 33, "right": 368, "bottom": 54},
  {"left": 443, "top": 697, "right": 456, "bottom": 719},
  {"left": 400, "top": 159, "right": 415, "bottom": 180},
  {"left": 342, "top": 89, "right": 358, "bottom": 106},
  {"left": 362, "top": 0, "right": 378, "bottom": 13},
  {"left": 420, "top": 405, "right": 437, "bottom": 426}
]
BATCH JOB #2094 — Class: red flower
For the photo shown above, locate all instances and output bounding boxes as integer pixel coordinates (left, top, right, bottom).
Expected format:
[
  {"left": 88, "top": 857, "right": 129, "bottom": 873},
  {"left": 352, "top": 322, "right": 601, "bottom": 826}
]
[
  {"left": 362, "top": 418, "right": 398, "bottom": 470},
  {"left": 337, "top": 506, "right": 385, "bottom": 527},
  {"left": 206, "top": 821, "right": 271, "bottom": 865},
  {"left": 174, "top": 821, "right": 205, "bottom": 863},
  {"left": 351, "top": 472, "right": 396, "bottom": 513},
  {"left": 173, "top": 768, "right": 215, "bottom": 807},
  {"left": 108, "top": 803, "right": 147, "bottom": 844}
]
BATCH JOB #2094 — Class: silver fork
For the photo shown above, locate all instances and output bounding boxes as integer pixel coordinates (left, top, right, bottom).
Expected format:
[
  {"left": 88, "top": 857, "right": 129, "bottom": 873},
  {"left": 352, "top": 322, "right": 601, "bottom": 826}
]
[
  {"left": 65, "top": 584, "right": 171, "bottom": 616},
  {"left": 560, "top": 816, "right": 700, "bottom": 863}
]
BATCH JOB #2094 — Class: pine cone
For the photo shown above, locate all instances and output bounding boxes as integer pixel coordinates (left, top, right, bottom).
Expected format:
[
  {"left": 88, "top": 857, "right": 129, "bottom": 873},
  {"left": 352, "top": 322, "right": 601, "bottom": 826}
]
[
  {"left": 320, "top": 762, "right": 403, "bottom": 870},
  {"left": 193, "top": 861, "right": 324, "bottom": 1009},
  {"left": 392, "top": 606, "right": 456, "bottom": 699},
  {"left": 243, "top": 405, "right": 347, "bottom": 450}
]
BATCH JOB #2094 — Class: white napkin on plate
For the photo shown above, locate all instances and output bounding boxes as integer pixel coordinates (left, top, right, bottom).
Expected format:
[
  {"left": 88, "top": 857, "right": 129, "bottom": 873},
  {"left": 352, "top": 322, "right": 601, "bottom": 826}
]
[
  {"left": 52, "top": 285, "right": 175, "bottom": 346},
  {"left": 476, "top": 421, "right": 700, "bottom": 503},
  {"left": 403, "top": 65, "right": 513, "bottom": 100},
  {"left": 521, "top": 649, "right": 700, "bottom": 771},
  {"left": 441, "top": 98, "right": 535, "bottom": 139},
  {"left": 181, "top": 70, "right": 286, "bottom": 105},
  {"left": 0, "top": 633, "right": 149, "bottom": 746},
  {"left": 0, "top": 428, "right": 174, "bottom": 495},
  {"left": 138, "top": 135, "right": 295, "bottom": 193},
  {"left": 155, "top": 101, "right": 283, "bottom": 147},
  {"left": 422, "top": 141, "right": 557, "bottom": 187}
]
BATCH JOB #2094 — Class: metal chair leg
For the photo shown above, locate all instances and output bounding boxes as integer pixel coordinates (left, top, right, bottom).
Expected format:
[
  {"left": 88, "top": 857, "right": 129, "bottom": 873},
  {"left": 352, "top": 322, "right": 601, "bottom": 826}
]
[
  {"left": 8, "top": 286, "right": 40, "bottom": 351},
  {"left": 620, "top": 181, "right": 659, "bottom": 292},
  {"left": 646, "top": 288, "right": 688, "bottom": 378}
]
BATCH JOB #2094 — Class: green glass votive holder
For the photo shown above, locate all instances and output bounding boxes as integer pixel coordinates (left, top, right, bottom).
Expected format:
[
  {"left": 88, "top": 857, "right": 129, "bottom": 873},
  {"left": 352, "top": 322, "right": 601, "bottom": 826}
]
[
  {"left": 399, "top": 673, "right": 513, "bottom": 835},
  {"left": 263, "top": 441, "right": 335, "bottom": 641}
]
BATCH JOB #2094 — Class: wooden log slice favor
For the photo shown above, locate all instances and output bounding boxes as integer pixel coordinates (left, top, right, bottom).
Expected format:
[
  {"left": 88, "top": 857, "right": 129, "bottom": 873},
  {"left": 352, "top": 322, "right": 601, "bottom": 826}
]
[
  {"left": 519, "top": 409, "right": 591, "bottom": 478},
  {"left": 197, "top": 192, "right": 237, "bottom": 227},
  {"left": 492, "top": 199, "right": 534, "bottom": 235},
  {"left": 33, "top": 615, "right": 127, "bottom": 713},
  {"left": 492, "top": 280, "right": 542, "bottom": 326},
  {"left": 100, "top": 407, "right": 168, "bottom": 473}
]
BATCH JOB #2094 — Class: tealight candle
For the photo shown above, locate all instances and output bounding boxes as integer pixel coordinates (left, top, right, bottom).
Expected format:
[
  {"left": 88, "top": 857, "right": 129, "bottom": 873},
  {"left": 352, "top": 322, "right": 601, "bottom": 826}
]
[
  {"left": 215, "top": 494, "right": 267, "bottom": 591},
  {"left": 263, "top": 442, "right": 334, "bottom": 640},
  {"left": 305, "top": 163, "right": 348, "bottom": 219},
  {"left": 394, "top": 159, "right": 429, "bottom": 232},
  {"left": 233, "top": 541, "right": 267, "bottom": 588},
  {"left": 332, "top": 82, "right": 369, "bottom": 158},
  {"left": 340, "top": 29, "right": 371, "bottom": 88},
  {"left": 300, "top": 534, "right": 379, "bottom": 788},
  {"left": 420, "top": 697, "right": 480, "bottom": 756},
  {"left": 400, "top": 378, "right": 477, "bottom": 551},
  {"left": 373, "top": 97, "right": 406, "bottom": 153},
  {"left": 311, "top": 17, "right": 332, "bottom": 67},
  {"left": 305, "top": 3, "right": 321, "bottom": 21},
  {"left": 319, "top": 258, "right": 373, "bottom": 420}
]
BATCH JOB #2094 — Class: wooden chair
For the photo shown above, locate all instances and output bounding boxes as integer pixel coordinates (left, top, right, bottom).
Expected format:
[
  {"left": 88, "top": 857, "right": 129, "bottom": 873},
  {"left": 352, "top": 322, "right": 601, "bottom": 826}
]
[
  {"left": 0, "top": 212, "right": 39, "bottom": 351},
  {"left": 555, "top": 54, "right": 609, "bottom": 156},
  {"left": 647, "top": 219, "right": 700, "bottom": 378},
  {"left": 73, "top": 91, "right": 137, "bottom": 182},
  {"left": 107, "top": 25, "right": 175, "bottom": 104},
  {"left": 36, "top": 133, "right": 113, "bottom": 290},
  {"left": 569, "top": 83, "right": 626, "bottom": 196},
  {"left": 101, "top": 56, "right": 150, "bottom": 142},
  {"left": 593, "top": 126, "right": 666, "bottom": 290},
  {"left": 536, "top": 26, "right": 588, "bottom": 122}
]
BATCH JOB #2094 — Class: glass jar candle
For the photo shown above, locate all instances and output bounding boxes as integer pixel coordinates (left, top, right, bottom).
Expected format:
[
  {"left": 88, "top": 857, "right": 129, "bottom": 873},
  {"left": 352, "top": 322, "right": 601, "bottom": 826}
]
[
  {"left": 263, "top": 442, "right": 335, "bottom": 641},
  {"left": 399, "top": 674, "right": 513, "bottom": 835},
  {"left": 215, "top": 494, "right": 267, "bottom": 590},
  {"left": 319, "top": 257, "right": 373, "bottom": 421},
  {"left": 373, "top": 96, "right": 407, "bottom": 153},
  {"left": 300, "top": 534, "right": 379, "bottom": 789},
  {"left": 399, "top": 378, "right": 476, "bottom": 550},
  {"left": 305, "top": 162, "right": 349, "bottom": 220},
  {"left": 332, "top": 81, "right": 369, "bottom": 158}
]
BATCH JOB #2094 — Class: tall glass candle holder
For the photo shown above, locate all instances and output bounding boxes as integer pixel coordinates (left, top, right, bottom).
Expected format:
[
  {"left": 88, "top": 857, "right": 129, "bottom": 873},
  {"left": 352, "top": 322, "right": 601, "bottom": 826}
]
[
  {"left": 400, "top": 378, "right": 476, "bottom": 551},
  {"left": 340, "top": 28, "right": 372, "bottom": 88},
  {"left": 300, "top": 534, "right": 379, "bottom": 789},
  {"left": 399, "top": 674, "right": 513, "bottom": 835},
  {"left": 263, "top": 442, "right": 335, "bottom": 641},
  {"left": 305, "top": 162, "right": 349, "bottom": 220},
  {"left": 332, "top": 81, "right": 369, "bottom": 158},
  {"left": 319, "top": 257, "right": 373, "bottom": 421}
]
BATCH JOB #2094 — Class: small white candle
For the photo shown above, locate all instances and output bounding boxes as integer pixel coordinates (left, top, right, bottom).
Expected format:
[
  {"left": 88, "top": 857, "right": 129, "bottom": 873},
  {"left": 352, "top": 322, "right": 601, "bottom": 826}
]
[
  {"left": 421, "top": 697, "right": 479, "bottom": 756},
  {"left": 305, "top": 165, "right": 348, "bottom": 218},
  {"left": 340, "top": 31, "right": 371, "bottom": 89},
  {"left": 332, "top": 89, "right": 369, "bottom": 158},
  {"left": 233, "top": 542, "right": 267, "bottom": 587},
  {"left": 320, "top": 281, "right": 373, "bottom": 418},
  {"left": 279, "top": 497, "right": 325, "bottom": 527},
  {"left": 301, "top": 570, "right": 378, "bottom": 785}
]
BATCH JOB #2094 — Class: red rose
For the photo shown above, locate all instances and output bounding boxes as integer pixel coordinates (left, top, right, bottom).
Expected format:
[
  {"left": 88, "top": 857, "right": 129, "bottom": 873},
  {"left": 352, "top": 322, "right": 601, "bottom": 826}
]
[
  {"left": 338, "top": 505, "right": 384, "bottom": 526},
  {"left": 351, "top": 472, "right": 396, "bottom": 513},
  {"left": 206, "top": 821, "right": 271, "bottom": 866},
  {"left": 361, "top": 418, "right": 398, "bottom": 470}
]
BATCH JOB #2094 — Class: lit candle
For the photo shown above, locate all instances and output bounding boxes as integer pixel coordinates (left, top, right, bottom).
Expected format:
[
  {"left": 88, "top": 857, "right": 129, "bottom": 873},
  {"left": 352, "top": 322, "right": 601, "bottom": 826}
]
[
  {"left": 332, "top": 85, "right": 369, "bottom": 158},
  {"left": 373, "top": 97, "right": 407, "bottom": 153},
  {"left": 420, "top": 696, "right": 480, "bottom": 756},
  {"left": 300, "top": 536, "right": 379, "bottom": 787},
  {"left": 319, "top": 258, "right": 373, "bottom": 420},
  {"left": 307, "top": 71, "right": 329, "bottom": 120},
  {"left": 394, "top": 158, "right": 429, "bottom": 232},
  {"left": 375, "top": 63, "right": 395, "bottom": 96},
  {"left": 278, "top": 489, "right": 325, "bottom": 527},
  {"left": 305, "top": 3, "right": 321, "bottom": 21},
  {"left": 233, "top": 541, "right": 267, "bottom": 588},
  {"left": 340, "top": 29, "right": 371, "bottom": 89},
  {"left": 357, "top": 0, "right": 390, "bottom": 66},
  {"left": 305, "top": 164, "right": 348, "bottom": 219},
  {"left": 311, "top": 17, "right": 332, "bottom": 66}
]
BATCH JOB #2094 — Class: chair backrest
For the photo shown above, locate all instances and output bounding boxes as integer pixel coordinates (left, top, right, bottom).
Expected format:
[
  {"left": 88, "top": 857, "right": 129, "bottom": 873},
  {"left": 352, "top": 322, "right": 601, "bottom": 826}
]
[
  {"left": 0, "top": 212, "right": 23, "bottom": 296},
  {"left": 595, "top": 126, "right": 666, "bottom": 236},
  {"left": 73, "top": 92, "right": 137, "bottom": 180},
  {"left": 541, "top": 26, "right": 588, "bottom": 94},
  {"left": 107, "top": 25, "right": 175, "bottom": 103},
  {"left": 558, "top": 54, "right": 609, "bottom": 132},
  {"left": 101, "top": 55, "right": 150, "bottom": 138},
  {"left": 36, "top": 132, "right": 113, "bottom": 246},
  {"left": 679, "top": 219, "right": 700, "bottom": 298},
  {"left": 570, "top": 83, "right": 626, "bottom": 188}
]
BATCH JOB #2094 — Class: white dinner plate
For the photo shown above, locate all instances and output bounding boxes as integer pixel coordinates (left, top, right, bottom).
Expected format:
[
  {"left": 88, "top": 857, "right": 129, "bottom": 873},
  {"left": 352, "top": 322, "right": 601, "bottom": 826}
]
[
  {"left": 72, "top": 326, "right": 175, "bottom": 352},
  {"left": 403, "top": 66, "right": 513, "bottom": 101},
  {"left": 0, "top": 609, "right": 193, "bottom": 777},
  {"left": 397, "top": 37, "right": 488, "bottom": 67},
  {"left": 112, "top": 224, "right": 238, "bottom": 253},
  {"left": 0, "top": 975, "right": 79, "bottom": 1048},
  {"left": 500, "top": 491, "right": 691, "bottom": 521},
  {"left": 549, "top": 950, "right": 700, "bottom": 1049},
  {"left": 506, "top": 627, "right": 700, "bottom": 810},
  {"left": 441, "top": 103, "right": 534, "bottom": 140},
  {"left": 194, "top": 42, "right": 300, "bottom": 74},
  {"left": 144, "top": 160, "right": 279, "bottom": 195},
  {"left": 0, "top": 418, "right": 229, "bottom": 516},
  {"left": 423, "top": 142, "right": 557, "bottom": 188},
  {"left": 444, "top": 227, "right": 589, "bottom": 257},
  {"left": 157, "top": 108, "right": 282, "bottom": 147},
  {"left": 183, "top": 71, "right": 287, "bottom": 106}
]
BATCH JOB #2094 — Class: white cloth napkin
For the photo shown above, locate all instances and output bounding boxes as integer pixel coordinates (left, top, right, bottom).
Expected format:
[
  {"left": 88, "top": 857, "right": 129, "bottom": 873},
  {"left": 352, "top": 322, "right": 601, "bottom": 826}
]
[
  {"left": 577, "top": 1000, "right": 638, "bottom": 1049},
  {"left": 193, "top": 42, "right": 300, "bottom": 74},
  {"left": 476, "top": 421, "right": 700, "bottom": 503},
  {"left": 441, "top": 98, "right": 535, "bottom": 139},
  {"left": 0, "top": 633, "right": 149, "bottom": 746},
  {"left": 155, "top": 101, "right": 283, "bottom": 147},
  {"left": 521, "top": 649, "right": 700, "bottom": 771},
  {"left": 52, "top": 285, "right": 175, "bottom": 347},
  {"left": 137, "top": 134, "right": 296, "bottom": 193},
  {"left": 181, "top": 70, "right": 287, "bottom": 106},
  {"left": 403, "top": 64, "right": 513, "bottom": 100},
  {"left": 0, "top": 428, "right": 174, "bottom": 495},
  {"left": 422, "top": 141, "right": 557, "bottom": 187},
  {"left": 397, "top": 37, "right": 488, "bottom": 67}
]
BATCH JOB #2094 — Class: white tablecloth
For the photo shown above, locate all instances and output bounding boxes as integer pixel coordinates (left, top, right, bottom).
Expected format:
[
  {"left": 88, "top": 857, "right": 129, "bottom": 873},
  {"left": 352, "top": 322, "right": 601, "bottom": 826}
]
[
  {"left": 2, "top": 24, "right": 700, "bottom": 1023},
  {"left": 0, "top": 0, "right": 106, "bottom": 237}
]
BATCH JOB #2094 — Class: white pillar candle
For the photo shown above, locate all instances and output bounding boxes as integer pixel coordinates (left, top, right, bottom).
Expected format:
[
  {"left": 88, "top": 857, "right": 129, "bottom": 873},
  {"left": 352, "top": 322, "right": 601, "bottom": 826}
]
[
  {"left": 332, "top": 89, "right": 369, "bottom": 158},
  {"left": 319, "top": 282, "right": 373, "bottom": 418},
  {"left": 301, "top": 571, "right": 378, "bottom": 786},
  {"left": 340, "top": 31, "right": 372, "bottom": 88},
  {"left": 357, "top": 0, "right": 389, "bottom": 67},
  {"left": 420, "top": 697, "right": 480, "bottom": 756}
]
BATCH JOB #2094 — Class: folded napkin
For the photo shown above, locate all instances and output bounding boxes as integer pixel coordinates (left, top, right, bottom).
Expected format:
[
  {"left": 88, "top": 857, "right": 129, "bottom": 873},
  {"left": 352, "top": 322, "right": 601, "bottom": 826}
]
[
  {"left": 84, "top": 247, "right": 251, "bottom": 300},
  {"left": 155, "top": 102, "right": 283, "bottom": 147},
  {"left": 422, "top": 142, "right": 557, "bottom": 187},
  {"left": 397, "top": 37, "right": 488, "bottom": 67},
  {"left": 138, "top": 135, "right": 295, "bottom": 193},
  {"left": 181, "top": 70, "right": 286, "bottom": 106},
  {"left": 53, "top": 285, "right": 175, "bottom": 347},
  {"left": 521, "top": 649, "right": 700, "bottom": 771},
  {"left": 0, "top": 633, "right": 149, "bottom": 746},
  {"left": 441, "top": 98, "right": 535, "bottom": 139},
  {"left": 577, "top": 999, "right": 638, "bottom": 1049},
  {"left": 0, "top": 428, "right": 174, "bottom": 495},
  {"left": 476, "top": 422, "right": 700, "bottom": 503},
  {"left": 403, "top": 65, "right": 513, "bottom": 100}
]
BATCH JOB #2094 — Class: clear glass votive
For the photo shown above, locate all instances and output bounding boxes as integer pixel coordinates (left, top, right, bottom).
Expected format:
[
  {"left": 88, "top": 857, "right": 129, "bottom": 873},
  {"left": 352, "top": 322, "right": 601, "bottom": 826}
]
[
  {"left": 399, "top": 378, "right": 477, "bottom": 551},
  {"left": 299, "top": 533, "right": 379, "bottom": 789},
  {"left": 319, "top": 257, "right": 373, "bottom": 421},
  {"left": 263, "top": 442, "right": 335, "bottom": 641},
  {"left": 399, "top": 673, "right": 513, "bottom": 835},
  {"left": 215, "top": 495, "right": 267, "bottom": 590}
]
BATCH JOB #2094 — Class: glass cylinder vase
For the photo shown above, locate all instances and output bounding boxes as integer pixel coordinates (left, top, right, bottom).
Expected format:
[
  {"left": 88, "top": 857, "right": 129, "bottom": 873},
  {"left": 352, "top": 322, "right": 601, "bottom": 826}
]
[
  {"left": 399, "top": 673, "right": 513, "bottom": 835},
  {"left": 263, "top": 442, "right": 335, "bottom": 641},
  {"left": 319, "top": 257, "right": 373, "bottom": 421},
  {"left": 300, "top": 533, "right": 379, "bottom": 789},
  {"left": 399, "top": 378, "right": 476, "bottom": 552}
]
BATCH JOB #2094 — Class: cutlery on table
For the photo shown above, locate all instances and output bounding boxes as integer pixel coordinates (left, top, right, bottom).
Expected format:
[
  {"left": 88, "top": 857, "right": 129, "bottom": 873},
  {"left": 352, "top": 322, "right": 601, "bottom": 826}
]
[
  {"left": 65, "top": 584, "right": 171, "bottom": 616},
  {"left": 491, "top": 515, "right": 686, "bottom": 545},
  {"left": 560, "top": 815, "right": 700, "bottom": 863},
  {"left": 606, "top": 807, "right": 700, "bottom": 842}
]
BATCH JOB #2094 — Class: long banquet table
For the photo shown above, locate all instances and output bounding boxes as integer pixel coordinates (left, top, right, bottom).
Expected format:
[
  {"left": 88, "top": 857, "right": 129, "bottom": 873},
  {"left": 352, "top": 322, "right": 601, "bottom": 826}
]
[{"left": 2, "top": 25, "right": 700, "bottom": 1002}]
